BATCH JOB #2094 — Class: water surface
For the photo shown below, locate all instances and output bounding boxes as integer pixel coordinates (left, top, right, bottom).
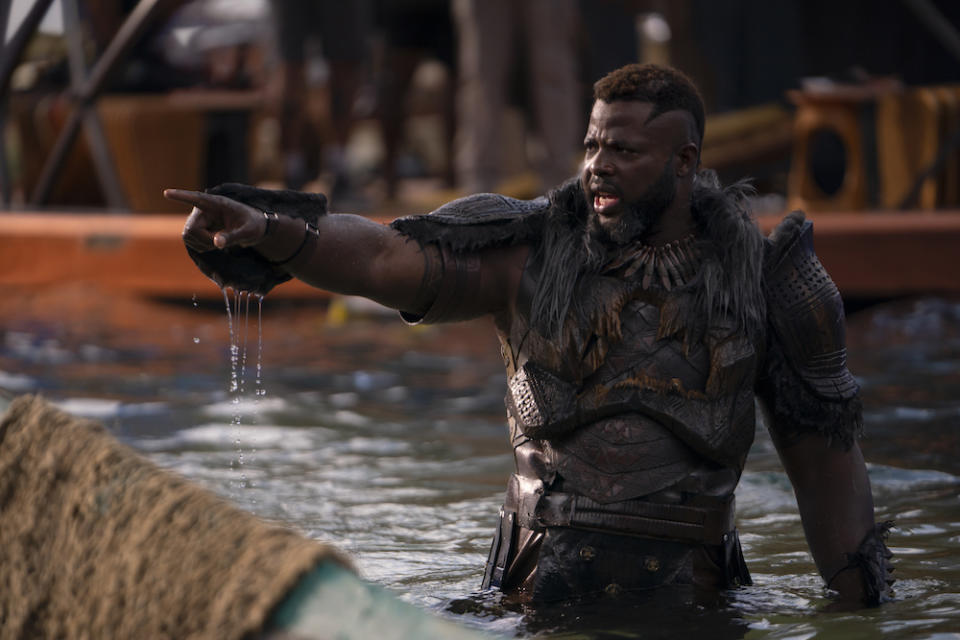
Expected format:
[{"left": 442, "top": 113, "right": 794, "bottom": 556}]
[{"left": 2, "top": 292, "right": 958, "bottom": 638}]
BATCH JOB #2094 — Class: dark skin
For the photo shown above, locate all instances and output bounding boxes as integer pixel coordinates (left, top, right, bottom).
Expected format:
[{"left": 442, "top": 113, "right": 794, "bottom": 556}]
[
  {"left": 581, "top": 100, "right": 699, "bottom": 246},
  {"left": 166, "top": 98, "right": 876, "bottom": 605},
  {"left": 775, "top": 433, "right": 877, "bottom": 603}
]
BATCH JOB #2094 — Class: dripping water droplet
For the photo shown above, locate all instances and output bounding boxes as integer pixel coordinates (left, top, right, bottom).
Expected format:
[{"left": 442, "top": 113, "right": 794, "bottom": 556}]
[
  {"left": 256, "top": 294, "right": 265, "bottom": 400},
  {"left": 221, "top": 288, "right": 268, "bottom": 499}
]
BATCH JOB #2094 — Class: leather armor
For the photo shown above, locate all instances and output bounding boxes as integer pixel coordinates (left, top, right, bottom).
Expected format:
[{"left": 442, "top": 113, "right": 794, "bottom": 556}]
[
  {"left": 392, "top": 188, "right": 871, "bottom": 602},
  {"left": 759, "top": 211, "right": 863, "bottom": 448},
  {"left": 485, "top": 235, "right": 759, "bottom": 599},
  {"left": 501, "top": 239, "right": 758, "bottom": 500},
  {"left": 765, "top": 215, "right": 857, "bottom": 401}
]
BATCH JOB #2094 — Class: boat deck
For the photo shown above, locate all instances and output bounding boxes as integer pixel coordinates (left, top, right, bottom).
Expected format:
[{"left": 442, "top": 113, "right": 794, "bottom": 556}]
[{"left": 1, "top": 210, "right": 958, "bottom": 300}]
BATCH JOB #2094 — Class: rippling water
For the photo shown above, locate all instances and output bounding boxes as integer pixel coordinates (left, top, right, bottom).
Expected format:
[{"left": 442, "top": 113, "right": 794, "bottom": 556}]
[{"left": 2, "top": 294, "right": 959, "bottom": 638}]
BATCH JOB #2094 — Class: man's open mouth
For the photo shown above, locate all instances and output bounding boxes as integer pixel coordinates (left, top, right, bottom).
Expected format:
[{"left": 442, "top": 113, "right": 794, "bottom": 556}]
[{"left": 593, "top": 191, "right": 621, "bottom": 215}]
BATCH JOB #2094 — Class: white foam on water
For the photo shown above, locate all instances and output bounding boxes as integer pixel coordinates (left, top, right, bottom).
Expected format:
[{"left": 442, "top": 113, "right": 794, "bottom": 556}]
[
  {"left": 202, "top": 396, "right": 289, "bottom": 418},
  {"left": 138, "top": 422, "right": 317, "bottom": 452},
  {"left": 0, "top": 369, "right": 36, "bottom": 392},
  {"left": 53, "top": 398, "right": 167, "bottom": 420}
]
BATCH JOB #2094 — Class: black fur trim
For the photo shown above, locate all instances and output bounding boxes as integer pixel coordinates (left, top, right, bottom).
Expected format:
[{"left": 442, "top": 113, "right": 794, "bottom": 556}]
[
  {"left": 185, "top": 183, "right": 328, "bottom": 296},
  {"left": 764, "top": 209, "right": 808, "bottom": 267},
  {"left": 759, "top": 338, "right": 864, "bottom": 450},
  {"left": 530, "top": 172, "right": 767, "bottom": 343},
  {"left": 529, "top": 178, "right": 592, "bottom": 339},
  {"left": 209, "top": 183, "right": 328, "bottom": 219},
  {"left": 687, "top": 170, "right": 767, "bottom": 343},
  {"left": 389, "top": 193, "right": 549, "bottom": 253},
  {"left": 390, "top": 173, "right": 767, "bottom": 347}
]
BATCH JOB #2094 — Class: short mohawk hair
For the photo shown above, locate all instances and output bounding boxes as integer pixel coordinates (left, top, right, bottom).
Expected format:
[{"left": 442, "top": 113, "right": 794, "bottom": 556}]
[{"left": 593, "top": 63, "right": 705, "bottom": 145}]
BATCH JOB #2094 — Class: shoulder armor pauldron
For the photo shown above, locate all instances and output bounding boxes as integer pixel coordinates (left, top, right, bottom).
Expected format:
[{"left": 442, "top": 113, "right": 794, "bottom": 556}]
[
  {"left": 390, "top": 193, "right": 549, "bottom": 253},
  {"left": 764, "top": 212, "right": 858, "bottom": 401}
]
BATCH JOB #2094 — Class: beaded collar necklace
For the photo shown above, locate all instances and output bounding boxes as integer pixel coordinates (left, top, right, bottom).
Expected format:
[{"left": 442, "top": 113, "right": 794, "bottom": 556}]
[{"left": 602, "top": 234, "right": 700, "bottom": 291}]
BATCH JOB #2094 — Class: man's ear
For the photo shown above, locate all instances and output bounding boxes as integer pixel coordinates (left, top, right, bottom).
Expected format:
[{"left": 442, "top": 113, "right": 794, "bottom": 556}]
[{"left": 675, "top": 142, "right": 699, "bottom": 177}]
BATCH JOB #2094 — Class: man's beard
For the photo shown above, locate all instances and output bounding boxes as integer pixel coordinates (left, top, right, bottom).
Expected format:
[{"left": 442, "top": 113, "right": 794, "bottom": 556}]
[{"left": 584, "top": 161, "right": 677, "bottom": 267}]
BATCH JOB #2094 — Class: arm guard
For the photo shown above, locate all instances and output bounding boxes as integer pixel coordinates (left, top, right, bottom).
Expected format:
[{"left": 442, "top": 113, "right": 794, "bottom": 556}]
[
  {"left": 759, "top": 212, "right": 863, "bottom": 449},
  {"left": 827, "top": 521, "right": 896, "bottom": 606},
  {"left": 392, "top": 192, "right": 548, "bottom": 324},
  {"left": 398, "top": 243, "right": 484, "bottom": 324}
]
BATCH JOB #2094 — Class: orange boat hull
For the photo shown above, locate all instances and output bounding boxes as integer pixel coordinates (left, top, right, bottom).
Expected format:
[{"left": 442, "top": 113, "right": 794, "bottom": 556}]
[{"left": 1, "top": 211, "right": 958, "bottom": 299}]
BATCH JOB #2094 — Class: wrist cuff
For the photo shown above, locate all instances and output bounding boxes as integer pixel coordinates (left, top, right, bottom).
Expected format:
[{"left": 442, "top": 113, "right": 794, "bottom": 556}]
[
  {"left": 268, "top": 220, "right": 320, "bottom": 271},
  {"left": 826, "top": 520, "right": 895, "bottom": 606}
]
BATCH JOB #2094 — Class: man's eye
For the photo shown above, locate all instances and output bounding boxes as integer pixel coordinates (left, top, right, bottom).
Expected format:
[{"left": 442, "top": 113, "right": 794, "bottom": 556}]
[{"left": 584, "top": 141, "right": 598, "bottom": 152}]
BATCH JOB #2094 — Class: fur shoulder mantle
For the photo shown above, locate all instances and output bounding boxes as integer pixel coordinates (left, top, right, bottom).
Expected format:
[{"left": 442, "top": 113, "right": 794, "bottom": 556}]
[{"left": 390, "top": 192, "right": 550, "bottom": 252}]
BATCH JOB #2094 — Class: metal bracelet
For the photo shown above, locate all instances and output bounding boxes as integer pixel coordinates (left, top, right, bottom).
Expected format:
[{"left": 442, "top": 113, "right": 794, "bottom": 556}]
[
  {"left": 273, "top": 220, "right": 320, "bottom": 268},
  {"left": 261, "top": 210, "right": 280, "bottom": 239}
]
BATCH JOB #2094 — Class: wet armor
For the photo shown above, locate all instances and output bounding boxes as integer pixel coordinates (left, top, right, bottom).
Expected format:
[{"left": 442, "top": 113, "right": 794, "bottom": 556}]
[
  {"left": 757, "top": 211, "right": 864, "bottom": 449},
  {"left": 390, "top": 174, "right": 894, "bottom": 605}
]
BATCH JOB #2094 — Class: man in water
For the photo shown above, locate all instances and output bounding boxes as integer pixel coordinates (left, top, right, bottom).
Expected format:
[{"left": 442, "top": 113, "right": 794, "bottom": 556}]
[{"left": 166, "top": 64, "right": 893, "bottom": 607}]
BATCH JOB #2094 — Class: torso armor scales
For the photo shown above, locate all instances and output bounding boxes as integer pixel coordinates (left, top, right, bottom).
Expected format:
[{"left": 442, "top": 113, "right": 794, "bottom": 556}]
[
  {"left": 498, "top": 238, "right": 758, "bottom": 511},
  {"left": 390, "top": 184, "right": 864, "bottom": 602},
  {"left": 484, "top": 228, "right": 761, "bottom": 600}
]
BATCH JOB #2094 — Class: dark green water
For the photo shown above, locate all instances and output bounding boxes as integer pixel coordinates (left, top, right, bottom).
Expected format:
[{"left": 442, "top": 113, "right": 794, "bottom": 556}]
[{"left": 2, "top": 295, "right": 958, "bottom": 639}]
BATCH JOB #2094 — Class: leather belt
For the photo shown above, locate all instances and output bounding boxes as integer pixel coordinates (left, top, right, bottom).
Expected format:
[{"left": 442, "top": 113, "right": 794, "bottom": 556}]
[{"left": 504, "top": 474, "right": 734, "bottom": 546}]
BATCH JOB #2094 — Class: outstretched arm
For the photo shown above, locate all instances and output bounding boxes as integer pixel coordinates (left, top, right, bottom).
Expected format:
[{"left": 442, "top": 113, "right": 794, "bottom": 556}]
[
  {"left": 164, "top": 188, "right": 523, "bottom": 317},
  {"left": 773, "top": 433, "right": 880, "bottom": 604},
  {"left": 166, "top": 188, "right": 425, "bottom": 310}
]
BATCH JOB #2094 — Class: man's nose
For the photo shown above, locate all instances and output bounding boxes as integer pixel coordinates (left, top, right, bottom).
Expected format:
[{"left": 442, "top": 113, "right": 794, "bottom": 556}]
[{"left": 586, "top": 150, "right": 614, "bottom": 176}]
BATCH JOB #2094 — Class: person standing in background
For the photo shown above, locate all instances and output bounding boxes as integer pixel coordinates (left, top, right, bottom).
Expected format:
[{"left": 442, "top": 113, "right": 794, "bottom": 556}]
[
  {"left": 269, "top": 0, "right": 371, "bottom": 202},
  {"left": 451, "top": 0, "right": 580, "bottom": 194}
]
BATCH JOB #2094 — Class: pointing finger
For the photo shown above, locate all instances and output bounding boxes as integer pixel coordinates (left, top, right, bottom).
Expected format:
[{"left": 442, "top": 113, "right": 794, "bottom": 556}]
[{"left": 163, "top": 189, "right": 233, "bottom": 210}]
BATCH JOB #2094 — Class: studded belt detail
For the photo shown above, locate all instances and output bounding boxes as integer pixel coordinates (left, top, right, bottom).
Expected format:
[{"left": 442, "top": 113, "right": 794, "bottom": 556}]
[{"left": 505, "top": 474, "right": 735, "bottom": 546}]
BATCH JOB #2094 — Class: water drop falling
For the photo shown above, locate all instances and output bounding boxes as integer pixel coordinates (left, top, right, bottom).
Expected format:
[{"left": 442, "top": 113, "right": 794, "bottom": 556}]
[
  {"left": 240, "top": 291, "right": 250, "bottom": 396},
  {"left": 221, "top": 288, "right": 269, "bottom": 499},
  {"left": 256, "top": 295, "right": 265, "bottom": 399},
  {"left": 224, "top": 289, "right": 239, "bottom": 396}
]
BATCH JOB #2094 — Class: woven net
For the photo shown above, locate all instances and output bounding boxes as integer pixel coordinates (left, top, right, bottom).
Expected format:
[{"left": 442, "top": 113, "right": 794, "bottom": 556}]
[{"left": 0, "top": 395, "right": 350, "bottom": 639}]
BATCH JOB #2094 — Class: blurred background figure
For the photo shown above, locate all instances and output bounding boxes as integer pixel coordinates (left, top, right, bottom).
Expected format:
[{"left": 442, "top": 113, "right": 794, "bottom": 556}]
[
  {"left": 83, "top": 0, "right": 267, "bottom": 93},
  {"left": 6, "top": 0, "right": 959, "bottom": 213},
  {"left": 451, "top": 0, "right": 580, "bottom": 195},
  {"left": 372, "top": 0, "right": 456, "bottom": 202},
  {"left": 268, "top": 0, "right": 371, "bottom": 203}
]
